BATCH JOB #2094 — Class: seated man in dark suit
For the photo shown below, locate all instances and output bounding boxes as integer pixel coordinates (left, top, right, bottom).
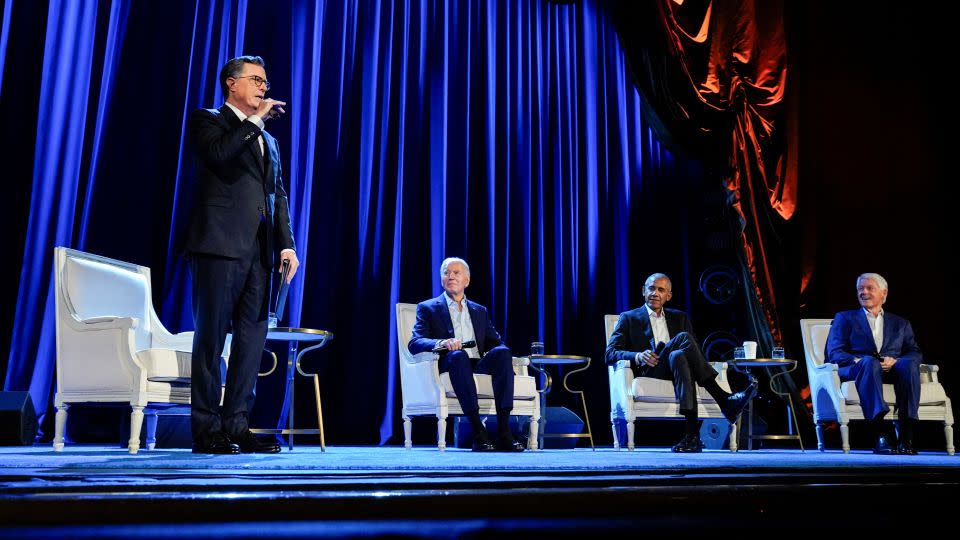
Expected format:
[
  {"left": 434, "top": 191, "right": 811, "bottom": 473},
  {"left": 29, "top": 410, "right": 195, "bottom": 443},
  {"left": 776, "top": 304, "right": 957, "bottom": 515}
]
[
  {"left": 825, "top": 273, "right": 923, "bottom": 455},
  {"left": 605, "top": 273, "right": 757, "bottom": 452},
  {"left": 408, "top": 257, "right": 524, "bottom": 452}
]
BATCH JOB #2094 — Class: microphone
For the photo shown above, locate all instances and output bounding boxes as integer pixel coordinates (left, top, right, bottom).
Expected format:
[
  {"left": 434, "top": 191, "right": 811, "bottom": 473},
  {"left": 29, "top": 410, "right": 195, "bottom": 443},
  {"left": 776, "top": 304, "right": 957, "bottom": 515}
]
[
  {"left": 274, "top": 259, "right": 291, "bottom": 320},
  {"left": 433, "top": 340, "right": 477, "bottom": 353}
]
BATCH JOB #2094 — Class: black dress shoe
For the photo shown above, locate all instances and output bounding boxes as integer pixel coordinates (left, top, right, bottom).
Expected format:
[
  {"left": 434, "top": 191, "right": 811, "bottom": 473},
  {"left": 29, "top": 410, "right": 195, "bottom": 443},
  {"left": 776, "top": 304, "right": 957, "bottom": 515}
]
[
  {"left": 671, "top": 434, "right": 704, "bottom": 453},
  {"left": 233, "top": 430, "right": 281, "bottom": 453},
  {"left": 897, "top": 440, "right": 918, "bottom": 455},
  {"left": 471, "top": 433, "right": 497, "bottom": 452},
  {"left": 873, "top": 434, "right": 896, "bottom": 455},
  {"left": 192, "top": 431, "right": 240, "bottom": 454},
  {"left": 722, "top": 380, "right": 759, "bottom": 424},
  {"left": 496, "top": 435, "right": 525, "bottom": 452}
]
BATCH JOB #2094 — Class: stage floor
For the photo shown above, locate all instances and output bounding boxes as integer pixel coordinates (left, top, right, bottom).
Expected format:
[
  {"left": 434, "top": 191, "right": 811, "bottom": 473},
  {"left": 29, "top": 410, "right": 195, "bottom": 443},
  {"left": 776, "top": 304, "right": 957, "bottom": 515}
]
[{"left": 2, "top": 445, "right": 959, "bottom": 536}]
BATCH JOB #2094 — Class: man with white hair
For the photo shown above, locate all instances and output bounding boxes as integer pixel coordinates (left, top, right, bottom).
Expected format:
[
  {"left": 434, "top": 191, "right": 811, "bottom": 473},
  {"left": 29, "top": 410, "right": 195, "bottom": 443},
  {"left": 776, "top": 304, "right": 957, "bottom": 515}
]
[
  {"left": 408, "top": 257, "right": 524, "bottom": 452},
  {"left": 825, "top": 273, "right": 923, "bottom": 454}
]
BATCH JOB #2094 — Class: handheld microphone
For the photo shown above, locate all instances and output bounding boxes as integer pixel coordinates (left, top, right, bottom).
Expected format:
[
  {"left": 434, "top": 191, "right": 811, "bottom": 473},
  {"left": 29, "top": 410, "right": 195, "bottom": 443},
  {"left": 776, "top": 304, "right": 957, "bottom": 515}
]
[
  {"left": 433, "top": 340, "right": 477, "bottom": 353},
  {"left": 274, "top": 259, "right": 291, "bottom": 320}
]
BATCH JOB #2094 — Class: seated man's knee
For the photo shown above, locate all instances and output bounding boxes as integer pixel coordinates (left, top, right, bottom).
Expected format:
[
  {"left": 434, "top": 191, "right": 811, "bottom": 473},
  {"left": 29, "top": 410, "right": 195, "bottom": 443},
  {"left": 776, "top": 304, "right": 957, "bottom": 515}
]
[
  {"left": 444, "top": 350, "right": 472, "bottom": 371},
  {"left": 858, "top": 356, "right": 883, "bottom": 377},
  {"left": 668, "top": 350, "right": 688, "bottom": 365},
  {"left": 893, "top": 357, "right": 921, "bottom": 377},
  {"left": 448, "top": 349, "right": 470, "bottom": 360}
]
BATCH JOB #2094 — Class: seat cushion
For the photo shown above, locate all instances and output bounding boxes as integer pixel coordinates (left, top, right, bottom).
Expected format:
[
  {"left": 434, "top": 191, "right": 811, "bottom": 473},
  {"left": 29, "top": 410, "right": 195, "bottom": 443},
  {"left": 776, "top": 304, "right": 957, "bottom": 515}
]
[
  {"left": 841, "top": 381, "right": 947, "bottom": 406},
  {"left": 138, "top": 348, "right": 192, "bottom": 386},
  {"left": 631, "top": 376, "right": 719, "bottom": 403},
  {"left": 440, "top": 373, "right": 537, "bottom": 401}
]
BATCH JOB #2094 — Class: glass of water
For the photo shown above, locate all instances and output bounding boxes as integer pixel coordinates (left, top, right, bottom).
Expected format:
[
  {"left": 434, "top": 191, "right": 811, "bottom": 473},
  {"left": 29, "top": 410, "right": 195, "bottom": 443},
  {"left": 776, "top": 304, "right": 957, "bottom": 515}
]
[
  {"left": 531, "top": 341, "right": 544, "bottom": 356},
  {"left": 733, "top": 346, "right": 746, "bottom": 360},
  {"left": 772, "top": 346, "right": 785, "bottom": 360},
  {"left": 268, "top": 312, "right": 278, "bottom": 329}
]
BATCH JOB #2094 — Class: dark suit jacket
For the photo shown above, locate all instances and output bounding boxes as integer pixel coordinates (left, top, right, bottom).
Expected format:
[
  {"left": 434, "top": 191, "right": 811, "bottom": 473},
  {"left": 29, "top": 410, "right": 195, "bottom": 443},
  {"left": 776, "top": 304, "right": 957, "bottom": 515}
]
[
  {"left": 408, "top": 295, "right": 504, "bottom": 356},
  {"left": 185, "top": 105, "right": 295, "bottom": 263},
  {"left": 825, "top": 309, "right": 923, "bottom": 368},
  {"left": 605, "top": 307, "right": 695, "bottom": 375}
]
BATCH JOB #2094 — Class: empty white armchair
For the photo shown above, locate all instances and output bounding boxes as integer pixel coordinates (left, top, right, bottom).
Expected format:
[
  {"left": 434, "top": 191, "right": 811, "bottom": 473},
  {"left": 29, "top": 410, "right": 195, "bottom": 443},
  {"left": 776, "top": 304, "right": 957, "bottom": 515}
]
[
  {"left": 395, "top": 303, "right": 540, "bottom": 450},
  {"left": 605, "top": 314, "right": 738, "bottom": 451},
  {"left": 800, "top": 318, "right": 954, "bottom": 454},
  {"left": 53, "top": 247, "right": 224, "bottom": 454}
]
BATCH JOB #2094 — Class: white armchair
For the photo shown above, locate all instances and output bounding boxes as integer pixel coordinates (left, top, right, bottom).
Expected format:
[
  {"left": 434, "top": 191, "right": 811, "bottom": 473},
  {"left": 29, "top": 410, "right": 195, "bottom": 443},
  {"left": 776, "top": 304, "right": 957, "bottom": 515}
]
[
  {"left": 395, "top": 303, "right": 540, "bottom": 450},
  {"left": 53, "top": 247, "right": 227, "bottom": 454},
  {"left": 800, "top": 318, "right": 954, "bottom": 454},
  {"left": 605, "top": 314, "right": 738, "bottom": 451}
]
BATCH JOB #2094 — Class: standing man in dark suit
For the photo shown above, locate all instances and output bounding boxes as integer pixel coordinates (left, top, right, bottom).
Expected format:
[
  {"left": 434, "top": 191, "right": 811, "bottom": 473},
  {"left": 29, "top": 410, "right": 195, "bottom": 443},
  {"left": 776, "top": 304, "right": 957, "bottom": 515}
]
[
  {"left": 825, "top": 273, "right": 923, "bottom": 455},
  {"left": 185, "top": 55, "right": 299, "bottom": 454},
  {"left": 408, "top": 257, "right": 524, "bottom": 452},
  {"left": 605, "top": 273, "right": 757, "bottom": 452}
]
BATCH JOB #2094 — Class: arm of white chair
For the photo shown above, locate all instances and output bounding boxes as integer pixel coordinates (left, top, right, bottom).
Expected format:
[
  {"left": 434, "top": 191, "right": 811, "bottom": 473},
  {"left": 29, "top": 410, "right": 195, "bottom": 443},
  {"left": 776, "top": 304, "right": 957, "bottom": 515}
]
[
  {"left": 809, "top": 362, "right": 842, "bottom": 393},
  {"left": 57, "top": 317, "right": 145, "bottom": 391},
  {"left": 399, "top": 352, "right": 444, "bottom": 408},
  {"left": 406, "top": 351, "right": 440, "bottom": 364},
  {"left": 66, "top": 314, "right": 139, "bottom": 331},
  {"left": 608, "top": 360, "right": 634, "bottom": 420},
  {"left": 921, "top": 363, "right": 939, "bottom": 383},
  {"left": 512, "top": 356, "right": 529, "bottom": 376},
  {"left": 710, "top": 361, "right": 729, "bottom": 382}
]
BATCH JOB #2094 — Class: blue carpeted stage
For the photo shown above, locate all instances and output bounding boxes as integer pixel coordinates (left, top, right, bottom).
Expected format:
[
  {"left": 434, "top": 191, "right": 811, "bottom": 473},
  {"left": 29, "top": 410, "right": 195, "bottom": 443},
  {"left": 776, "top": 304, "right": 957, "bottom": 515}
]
[{"left": 2, "top": 444, "right": 958, "bottom": 536}]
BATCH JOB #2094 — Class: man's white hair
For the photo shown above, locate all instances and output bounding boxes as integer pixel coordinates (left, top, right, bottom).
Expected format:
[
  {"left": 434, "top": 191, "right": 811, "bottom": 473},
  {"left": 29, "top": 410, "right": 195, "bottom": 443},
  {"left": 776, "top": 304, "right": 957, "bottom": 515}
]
[
  {"left": 440, "top": 257, "right": 470, "bottom": 278},
  {"left": 857, "top": 272, "right": 888, "bottom": 291}
]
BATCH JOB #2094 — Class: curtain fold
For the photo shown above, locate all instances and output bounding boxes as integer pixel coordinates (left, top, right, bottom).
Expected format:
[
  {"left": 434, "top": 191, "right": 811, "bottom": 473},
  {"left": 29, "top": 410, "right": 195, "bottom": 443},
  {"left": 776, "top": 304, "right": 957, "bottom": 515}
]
[
  {"left": 4, "top": 0, "right": 127, "bottom": 428},
  {"left": 608, "top": 0, "right": 794, "bottom": 349}
]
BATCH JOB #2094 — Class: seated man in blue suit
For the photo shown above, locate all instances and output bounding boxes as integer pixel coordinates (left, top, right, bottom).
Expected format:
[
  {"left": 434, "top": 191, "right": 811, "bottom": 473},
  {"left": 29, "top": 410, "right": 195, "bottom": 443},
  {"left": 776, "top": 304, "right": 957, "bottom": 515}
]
[
  {"left": 825, "top": 273, "right": 923, "bottom": 455},
  {"left": 408, "top": 257, "right": 524, "bottom": 452},
  {"left": 606, "top": 273, "right": 757, "bottom": 452}
]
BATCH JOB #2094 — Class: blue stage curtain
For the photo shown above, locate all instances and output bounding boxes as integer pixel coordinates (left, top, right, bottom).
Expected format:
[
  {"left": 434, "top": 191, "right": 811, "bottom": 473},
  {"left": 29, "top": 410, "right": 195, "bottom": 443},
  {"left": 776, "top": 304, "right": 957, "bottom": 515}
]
[
  {"left": 3, "top": 0, "right": 713, "bottom": 444},
  {"left": 3, "top": 0, "right": 130, "bottom": 431}
]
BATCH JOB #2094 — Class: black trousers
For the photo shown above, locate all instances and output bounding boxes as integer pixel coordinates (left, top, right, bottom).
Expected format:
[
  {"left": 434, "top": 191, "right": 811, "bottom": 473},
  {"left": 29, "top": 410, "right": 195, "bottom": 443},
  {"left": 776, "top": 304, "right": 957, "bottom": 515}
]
[
  {"left": 642, "top": 332, "right": 718, "bottom": 415},
  {"left": 440, "top": 345, "right": 515, "bottom": 416},
  {"left": 189, "top": 243, "right": 270, "bottom": 440}
]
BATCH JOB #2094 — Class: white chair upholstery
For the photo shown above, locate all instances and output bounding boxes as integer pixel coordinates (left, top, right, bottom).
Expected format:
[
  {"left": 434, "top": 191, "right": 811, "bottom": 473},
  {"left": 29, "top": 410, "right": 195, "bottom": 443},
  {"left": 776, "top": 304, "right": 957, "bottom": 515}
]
[
  {"left": 800, "top": 318, "right": 954, "bottom": 454},
  {"left": 604, "top": 314, "right": 738, "bottom": 451},
  {"left": 53, "top": 247, "right": 228, "bottom": 454},
  {"left": 396, "top": 303, "right": 540, "bottom": 450}
]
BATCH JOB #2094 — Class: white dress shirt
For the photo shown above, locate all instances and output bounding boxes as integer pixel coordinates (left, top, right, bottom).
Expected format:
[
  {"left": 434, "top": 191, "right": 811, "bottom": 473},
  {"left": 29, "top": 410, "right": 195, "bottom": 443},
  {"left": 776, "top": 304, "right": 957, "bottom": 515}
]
[
  {"left": 646, "top": 305, "right": 671, "bottom": 346},
  {"left": 864, "top": 308, "right": 884, "bottom": 352},
  {"left": 444, "top": 292, "right": 479, "bottom": 359}
]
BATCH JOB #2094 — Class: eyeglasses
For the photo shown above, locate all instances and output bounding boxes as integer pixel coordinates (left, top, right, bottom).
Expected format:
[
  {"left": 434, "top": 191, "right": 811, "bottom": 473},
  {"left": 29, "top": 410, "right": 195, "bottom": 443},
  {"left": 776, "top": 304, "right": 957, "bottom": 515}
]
[{"left": 235, "top": 75, "right": 271, "bottom": 91}]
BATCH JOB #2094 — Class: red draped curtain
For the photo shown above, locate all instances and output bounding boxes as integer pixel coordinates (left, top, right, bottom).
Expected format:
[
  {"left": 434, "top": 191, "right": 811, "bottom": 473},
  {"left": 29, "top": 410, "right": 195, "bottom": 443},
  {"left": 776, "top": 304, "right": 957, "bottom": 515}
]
[{"left": 608, "top": 0, "right": 795, "bottom": 342}]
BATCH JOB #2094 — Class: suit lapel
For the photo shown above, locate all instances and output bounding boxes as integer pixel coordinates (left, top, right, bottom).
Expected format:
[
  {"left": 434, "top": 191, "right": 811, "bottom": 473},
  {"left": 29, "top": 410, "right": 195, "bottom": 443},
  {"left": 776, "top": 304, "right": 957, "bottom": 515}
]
[
  {"left": 855, "top": 310, "right": 879, "bottom": 354},
  {"left": 880, "top": 312, "right": 895, "bottom": 354},
  {"left": 220, "top": 104, "right": 266, "bottom": 178},
  {"left": 466, "top": 300, "right": 484, "bottom": 351},
  {"left": 436, "top": 295, "right": 455, "bottom": 338},
  {"left": 665, "top": 310, "right": 683, "bottom": 339},
  {"left": 261, "top": 131, "right": 273, "bottom": 180},
  {"left": 637, "top": 308, "right": 654, "bottom": 344}
]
